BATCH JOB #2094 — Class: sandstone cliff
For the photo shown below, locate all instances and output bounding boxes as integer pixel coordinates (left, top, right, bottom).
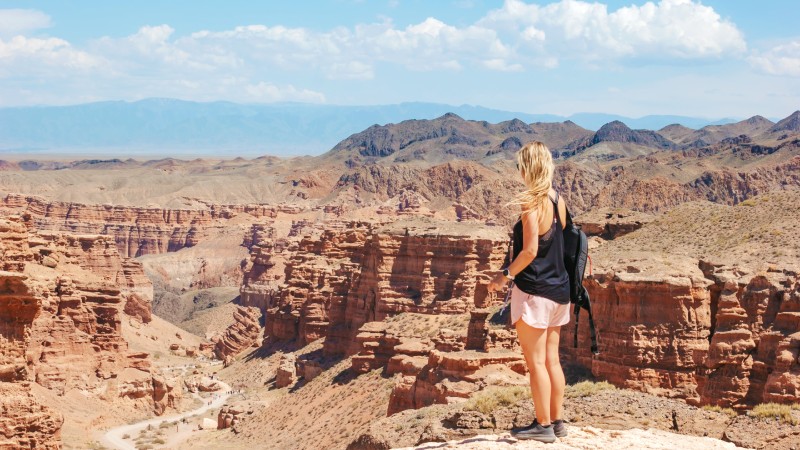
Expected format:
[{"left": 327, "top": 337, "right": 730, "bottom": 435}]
[
  {"left": 563, "top": 193, "right": 800, "bottom": 409},
  {"left": 0, "top": 216, "right": 180, "bottom": 448},
  {"left": 1, "top": 193, "right": 280, "bottom": 257},
  {"left": 247, "top": 218, "right": 508, "bottom": 355}
]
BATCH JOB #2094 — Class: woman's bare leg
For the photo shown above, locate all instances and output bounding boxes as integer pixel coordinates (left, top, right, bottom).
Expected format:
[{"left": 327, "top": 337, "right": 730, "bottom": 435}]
[
  {"left": 515, "top": 320, "right": 551, "bottom": 425},
  {"left": 545, "top": 326, "right": 565, "bottom": 421}
]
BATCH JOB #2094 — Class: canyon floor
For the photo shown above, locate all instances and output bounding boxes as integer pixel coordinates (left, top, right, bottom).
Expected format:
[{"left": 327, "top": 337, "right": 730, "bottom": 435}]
[{"left": 1, "top": 113, "right": 800, "bottom": 450}]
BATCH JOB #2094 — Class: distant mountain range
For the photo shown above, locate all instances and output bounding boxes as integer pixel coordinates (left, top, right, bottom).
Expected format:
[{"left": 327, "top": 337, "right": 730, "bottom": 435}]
[
  {"left": 320, "top": 111, "right": 800, "bottom": 166},
  {"left": 0, "top": 99, "right": 749, "bottom": 157}
]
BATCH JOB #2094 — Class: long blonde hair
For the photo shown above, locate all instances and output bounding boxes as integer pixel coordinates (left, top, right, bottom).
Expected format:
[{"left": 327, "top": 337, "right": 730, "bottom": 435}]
[{"left": 507, "top": 141, "right": 553, "bottom": 215}]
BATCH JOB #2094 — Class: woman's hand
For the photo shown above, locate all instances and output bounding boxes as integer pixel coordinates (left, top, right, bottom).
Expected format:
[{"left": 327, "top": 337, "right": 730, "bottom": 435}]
[{"left": 487, "top": 273, "right": 508, "bottom": 293}]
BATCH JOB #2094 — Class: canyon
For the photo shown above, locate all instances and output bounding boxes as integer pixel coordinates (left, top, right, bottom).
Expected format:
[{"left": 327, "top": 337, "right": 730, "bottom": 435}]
[
  {"left": 0, "top": 215, "right": 197, "bottom": 448},
  {"left": 0, "top": 112, "right": 799, "bottom": 449}
]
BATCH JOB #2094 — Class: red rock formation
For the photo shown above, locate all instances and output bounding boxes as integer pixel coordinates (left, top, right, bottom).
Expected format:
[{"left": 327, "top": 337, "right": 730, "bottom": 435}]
[
  {"left": 350, "top": 322, "right": 431, "bottom": 376},
  {"left": 262, "top": 221, "right": 371, "bottom": 345},
  {"left": 251, "top": 219, "right": 507, "bottom": 356},
  {"left": 562, "top": 261, "right": 800, "bottom": 409},
  {"left": 388, "top": 350, "right": 527, "bottom": 415},
  {"left": 213, "top": 306, "right": 262, "bottom": 360},
  {"left": 0, "top": 215, "right": 177, "bottom": 441},
  {"left": 218, "top": 401, "right": 261, "bottom": 432},
  {"left": 0, "top": 382, "right": 63, "bottom": 449},
  {"left": 275, "top": 354, "right": 298, "bottom": 388},
  {"left": 1, "top": 194, "right": 281, "bottom": 257},
  {"left": 323, "top": 220, "right": 507, "bottom": 356}
]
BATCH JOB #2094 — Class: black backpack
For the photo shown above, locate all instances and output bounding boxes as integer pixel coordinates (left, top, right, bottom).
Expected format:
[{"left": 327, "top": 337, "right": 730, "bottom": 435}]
[{"left": 562, "top": 208, "right": 599, "bottom": 354}]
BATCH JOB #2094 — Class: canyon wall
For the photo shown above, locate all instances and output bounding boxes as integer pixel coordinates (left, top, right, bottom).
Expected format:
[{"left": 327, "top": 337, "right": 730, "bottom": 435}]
[
  {"left": 248, "top": 218, "right": 508, "bottom": 354},
  {"left": 562, "top": 259, "right": 800, "bottom": 410},
  {"left": 0, "top": 215, "right": 180, "bottom": 447},
  {"left": 1, "top": 194, "right": 282, "bottom": 258}
]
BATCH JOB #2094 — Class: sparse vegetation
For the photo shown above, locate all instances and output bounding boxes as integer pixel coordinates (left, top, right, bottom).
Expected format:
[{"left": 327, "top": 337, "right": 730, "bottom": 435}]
[
  {"left": 464, "top": 385, "right": 530, "bottom": 415},
  {"left": 564, "top": 381, "right": 616, "bottom": 399},
  {"left": 748, "top": 403, "right": 798, "bottom": 425},
  {"left": 702, "top": 405, "right": 737, "bottom": 417}
]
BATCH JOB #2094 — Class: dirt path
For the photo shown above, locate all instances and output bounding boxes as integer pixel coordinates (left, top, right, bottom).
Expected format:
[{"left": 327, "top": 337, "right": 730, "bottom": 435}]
[{"left": 102, "top": 380, "right": 231, "bottom": 450}]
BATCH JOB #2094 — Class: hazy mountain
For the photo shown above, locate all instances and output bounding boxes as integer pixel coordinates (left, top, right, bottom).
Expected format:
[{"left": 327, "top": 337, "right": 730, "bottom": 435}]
[
  {"left": 568, "top": 113, "right": 736, "bottom": 131},
  {"left": 319, "top": 113, "right": 593, "bottom": 165},
  {"left": 0, "top": 99, "right": 738, "bottom": 156},
  {"left": 658, "top": 115, "right": 776, "bottom": 147},
  {"left": 767, "top": 110, "right": 800, "bottom": 135}
]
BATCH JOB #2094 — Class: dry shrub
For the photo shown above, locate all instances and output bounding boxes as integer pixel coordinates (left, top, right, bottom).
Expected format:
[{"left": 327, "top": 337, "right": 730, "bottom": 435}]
[
  {"left": 748, "top": 403, "right": 798, "bottom": 425},
  {"left": 464, "top": 385, "right": 530, "bottom": 415},
  {"left": 564, "top": 381, "right": 616, "bottom": 399},
  {"left": 702, "top": 405, "right": 737, "bottom": 417}
]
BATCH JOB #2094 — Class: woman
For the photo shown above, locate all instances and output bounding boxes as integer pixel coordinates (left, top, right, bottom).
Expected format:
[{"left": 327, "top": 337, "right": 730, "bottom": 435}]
[{"left": 488, "top": 141, "right": 570, "bottom": 443}]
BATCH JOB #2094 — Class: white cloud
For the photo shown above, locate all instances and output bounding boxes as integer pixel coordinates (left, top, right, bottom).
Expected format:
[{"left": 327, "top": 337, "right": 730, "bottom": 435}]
[
  {"left": 481, "top": 0, "right": 746, "bottom": 64},
  {"left": 0, "top": 9, "right": 51, "bottom": 37},
  {"left": 0, "top": 36, "right": 100, "bottom": 74},
  {"left": 482, "top": 58, "right": 523, "bottom": 72},
  {"left": 327, "top": 61, "right": 374, "bottom": 80},
  {"left": 0, "top": 1, "right": 756, "bottom": 106},
  {"left": 749, "top": 40, "right": 800, "bottom": 77},
  {"left": 245, "top": 82, "right": 326, "bottom": 102}
]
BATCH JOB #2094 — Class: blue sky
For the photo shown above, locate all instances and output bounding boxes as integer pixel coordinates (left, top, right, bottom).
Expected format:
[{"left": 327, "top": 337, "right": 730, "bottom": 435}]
[{"left": 1, "top": 0, "right": 798, "bottom": 118}]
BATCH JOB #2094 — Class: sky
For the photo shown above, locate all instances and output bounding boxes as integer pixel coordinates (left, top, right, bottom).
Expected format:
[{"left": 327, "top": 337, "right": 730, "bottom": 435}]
[{"left": 0, "top": 0, "right": 798, "bottom": 119}]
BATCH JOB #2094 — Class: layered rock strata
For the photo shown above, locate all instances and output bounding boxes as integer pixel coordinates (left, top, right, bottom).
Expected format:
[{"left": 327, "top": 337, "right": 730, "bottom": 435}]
[
  {"left": 213, "top": 306, "right": 263, "bottom": 361},
  {"left": 563, "top": 260, "right": 800, "bottom": 409},
  {"left": 323, "top": 220, "right": 508, "bottom": 356},
  {"left": 250, "top": 218, "right": 508, "bottom": 354},
  {"left": 1, "top": 194, "right": 282, "bottom": 257},
  {"left": 388, "top": 350, "right": 527, "bottom": 415},
  {"left": 0, "top": 216, "right": 177, "bottom": 450}
]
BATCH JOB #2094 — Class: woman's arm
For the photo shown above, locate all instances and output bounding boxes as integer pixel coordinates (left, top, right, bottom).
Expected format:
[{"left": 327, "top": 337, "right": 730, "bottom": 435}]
[{"left": 488, "top": 209, "right": 539, "bottom": 292}]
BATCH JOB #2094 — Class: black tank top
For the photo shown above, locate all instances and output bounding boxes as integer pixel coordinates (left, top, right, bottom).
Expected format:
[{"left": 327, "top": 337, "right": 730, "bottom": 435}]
[{"left": 511, "top": 192, "right": 571, "bottom": 304}]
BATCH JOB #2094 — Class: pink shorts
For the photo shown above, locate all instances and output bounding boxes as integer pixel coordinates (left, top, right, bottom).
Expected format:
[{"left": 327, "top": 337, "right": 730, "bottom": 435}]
[{"left": 510, "top": 285, "right": 571, "bottom": 329}]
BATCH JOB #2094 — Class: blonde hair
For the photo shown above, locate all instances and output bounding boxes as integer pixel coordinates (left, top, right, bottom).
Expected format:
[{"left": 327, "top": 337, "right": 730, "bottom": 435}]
[{"left": 507, "top": 141, "right": 554, "bottom": 215}]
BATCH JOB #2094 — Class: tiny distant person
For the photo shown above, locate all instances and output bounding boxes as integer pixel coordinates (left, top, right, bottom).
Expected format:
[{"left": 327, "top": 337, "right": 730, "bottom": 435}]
[{"left": 488, "top": 141, "right": 570, "bottom": 443}]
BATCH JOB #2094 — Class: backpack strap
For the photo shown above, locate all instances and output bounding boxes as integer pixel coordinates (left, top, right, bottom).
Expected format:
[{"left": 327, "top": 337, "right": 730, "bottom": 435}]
[
  {"left": 585, "top": 292, "right": 599, "bottom": 355},
  {"left": 573, "top": 287, "right": 599, "bottom": 354}
]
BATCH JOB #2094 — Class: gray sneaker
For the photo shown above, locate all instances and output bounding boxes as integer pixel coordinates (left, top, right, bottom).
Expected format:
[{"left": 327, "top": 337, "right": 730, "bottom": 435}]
[
  {"left": 511, "top": 419, "right": 556, "bottom": 443},
  {"left": 553, "top": 419, "right": 567, "bottom": 438}
]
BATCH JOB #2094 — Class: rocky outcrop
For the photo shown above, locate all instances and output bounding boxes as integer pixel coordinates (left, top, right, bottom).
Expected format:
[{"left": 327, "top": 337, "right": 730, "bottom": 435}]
[
  {"left": 577, "top": 209, "right": 654, "bottom": 239},
  {"left": 218, "top": 401, "right": 262, "bottom": 432},
  {"left": 275, "top": 354, "right": 298, "bottom": 388},
  {"left": 213, "top": 306, "right": 262, "bottom": 360},
  {"left": 1, "top": 194, "right": 280, "bottom": 257},
  {"left": 690, "top": 156, "right": 800, "bottom": 205},
  {"left": 388, "top": 350, "right": 527, "bottom": 415},
  {"left": 0, "top": 382, "right": 63, "bottom": 450},
  {"left": 350, "top": 322, "right": 431, "bottom": 377},
  {"left": 184, "top": 374, "right": 222, "bottom": 393},
  {"left": 0, "top": 215, "right": 175, "bottom": 437},
  {"left": 562, "top": 259, "right": 800, "bottom": 410},
  {"left": 323, "top": 220, "right": 507, "bottom": 356},
  {"left": 252, "top": 218, "right": 506, "bottom": 357}
]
